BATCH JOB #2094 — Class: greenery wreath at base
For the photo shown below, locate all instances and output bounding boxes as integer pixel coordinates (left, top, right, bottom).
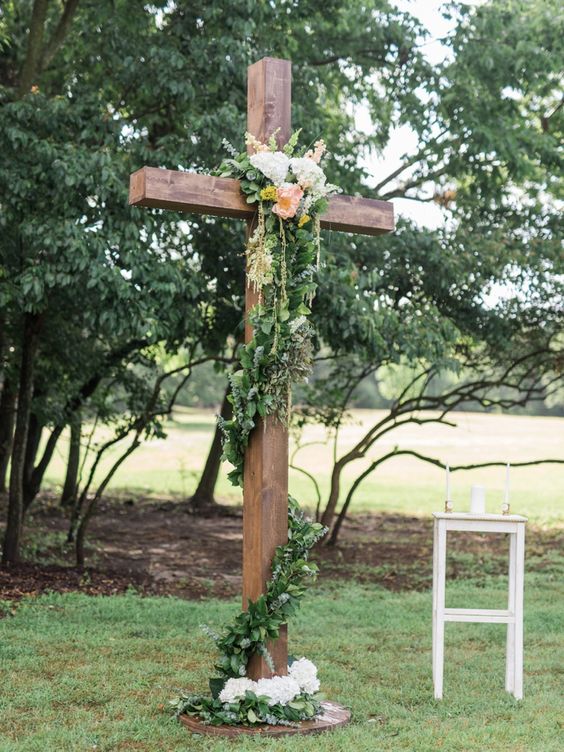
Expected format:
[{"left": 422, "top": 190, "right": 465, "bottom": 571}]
[{"left": 171, "top": 131, "right": 337, "bottom": 727}]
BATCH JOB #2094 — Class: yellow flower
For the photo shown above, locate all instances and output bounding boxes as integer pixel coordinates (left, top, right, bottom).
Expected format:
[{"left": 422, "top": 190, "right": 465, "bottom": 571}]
[
  {"left": 298, "top": 214, "right": 311, "bottom": 227},
  {"left": 260, "top": 185, "right": 278, "bottom": 201}
]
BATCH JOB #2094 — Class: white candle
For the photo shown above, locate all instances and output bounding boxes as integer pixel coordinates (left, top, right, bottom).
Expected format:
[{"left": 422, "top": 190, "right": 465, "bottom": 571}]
[
  {"left": 446, "top": 464, "right": 451, "bottom": 501},
  {"left": 470, "top": 485, "right": 486, "bottom": 514},
  {"left": 504, "top": 463, "right": 510, "bottom": 504}
]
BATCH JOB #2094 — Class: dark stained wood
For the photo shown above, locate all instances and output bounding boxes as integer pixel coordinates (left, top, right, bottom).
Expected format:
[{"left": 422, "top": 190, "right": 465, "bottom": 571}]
[
  {"left": 242, "top": 57, "right": 291, "bottom": 680},
  {"left": 247, "top": 57, "right": 292, "bottom": 148},
  {"left": 129, "top": 168, "right": 249, "bottom": 219},
  {"left": 179, "top": 700, "right": 351, "bottom": 737},
  {"left": 322, "top": 193, "right": 394, "bottom": 235},
  {"left": 129, "top": 166, "right": 395, "bottom": 236}
]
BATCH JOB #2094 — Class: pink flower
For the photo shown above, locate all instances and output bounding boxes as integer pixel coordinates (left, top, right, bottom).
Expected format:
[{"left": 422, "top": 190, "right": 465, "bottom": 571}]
[{"left": 272, "top": 183, "right": 303, "bottom": 220}]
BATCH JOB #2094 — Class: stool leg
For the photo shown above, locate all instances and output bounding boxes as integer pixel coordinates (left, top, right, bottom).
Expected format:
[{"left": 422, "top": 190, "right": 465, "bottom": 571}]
[
  {"left": 505, "top": 532, "right": 516, "bottom": 694},
  {"left": 513, "top": 525, "right": 525, "bottom": 700},
  {"left": 433, "top": 521, "right": 446, "bottom": 699},
  {"left": 432, "top": 519, "right": 437, "bottom": 687}
]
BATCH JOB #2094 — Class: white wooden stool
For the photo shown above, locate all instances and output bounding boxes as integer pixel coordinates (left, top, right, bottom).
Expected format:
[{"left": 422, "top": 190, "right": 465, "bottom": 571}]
[{"left": 432, "top": 512, "right": 527, "bottom": 700}]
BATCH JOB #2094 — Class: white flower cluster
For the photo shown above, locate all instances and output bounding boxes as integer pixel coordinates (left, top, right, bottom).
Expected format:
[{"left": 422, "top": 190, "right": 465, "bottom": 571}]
[
  {"left": 256, "top": 676, "right": 301, "bottom": 706},
  {"left": 249, "top": 151, "right": 338, "bottom": 202},
  {"left": 249, "top": 151, "right": 290, "bottom": 186},
  {"left": 289, "top": 157, "right": 325, "bottom": 192},
  {"left": 288, "top": 657, "right": 320, "bottom": 694},
  {"left": 218, "top": 658, "right": 320, "bottom": 706},
  {"left": 219, "top": 677, "right": 257, "bottom": 703}
]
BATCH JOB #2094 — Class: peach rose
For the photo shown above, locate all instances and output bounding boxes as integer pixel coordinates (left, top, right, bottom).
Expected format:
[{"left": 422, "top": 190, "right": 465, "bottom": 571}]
[{"left": 272, "top": 183, "right": 303, "bottom": 220}]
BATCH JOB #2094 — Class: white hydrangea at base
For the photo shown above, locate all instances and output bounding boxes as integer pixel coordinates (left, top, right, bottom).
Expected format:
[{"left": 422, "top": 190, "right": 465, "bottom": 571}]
[
  {"left": 288, "top": 657, "right": 320, "bottom": 694},
  {"left": 217, "top": 658, "right": 320, "bottom": 707},
  {"left": 256, "top": 675, "right": 301, "bottom": 706},
  {"left": 219, "top": 677, "right": 257, "bottom": 704}
]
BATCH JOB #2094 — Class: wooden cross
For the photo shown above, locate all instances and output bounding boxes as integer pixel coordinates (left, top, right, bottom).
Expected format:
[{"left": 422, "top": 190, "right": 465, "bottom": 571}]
[{"left": 129, "top": 57, "right": 394, "bottom": 680}]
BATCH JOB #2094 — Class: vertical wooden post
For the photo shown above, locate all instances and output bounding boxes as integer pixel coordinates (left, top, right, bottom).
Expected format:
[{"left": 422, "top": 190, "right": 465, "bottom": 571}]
[{"left": 243, "top": 57, "right": 292, "bottom": 680}]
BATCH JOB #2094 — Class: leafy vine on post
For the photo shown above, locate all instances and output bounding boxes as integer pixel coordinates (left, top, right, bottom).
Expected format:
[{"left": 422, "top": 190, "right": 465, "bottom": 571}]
[{"left": 171, "top": 131, "right": 337, "bottom": 727}]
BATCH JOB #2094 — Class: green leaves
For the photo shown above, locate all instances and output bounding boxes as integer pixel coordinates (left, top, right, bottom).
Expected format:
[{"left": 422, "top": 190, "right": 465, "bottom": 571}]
[
  {"left": 200, "top": 497, "right": 326, "bottom": 685},
  {"left": 172, "top": 686, "right": 321, "bottom": 728}
]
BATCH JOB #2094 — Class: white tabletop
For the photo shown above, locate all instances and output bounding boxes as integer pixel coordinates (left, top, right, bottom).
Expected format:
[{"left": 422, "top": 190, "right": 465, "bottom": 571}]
[{"left": 433, "top": 512, "right": 527, "bottom": 522}]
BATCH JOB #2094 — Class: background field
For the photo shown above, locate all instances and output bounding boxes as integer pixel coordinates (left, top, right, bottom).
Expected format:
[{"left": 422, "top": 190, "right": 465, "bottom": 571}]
[{"left": 43, "top": 410, "right": 564, "bottom": 524}]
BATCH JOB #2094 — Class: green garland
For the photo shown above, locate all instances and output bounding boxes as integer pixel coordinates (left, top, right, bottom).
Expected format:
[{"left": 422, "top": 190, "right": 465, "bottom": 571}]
[
  {"left": 172, "top": 132, "right": 336, "bottom": 727},
  {"left": 171, "top": 499, "right": 326, "bottom": 727},
  {"left": 209, "top": 498, "right": 326, "bottom": 680}
]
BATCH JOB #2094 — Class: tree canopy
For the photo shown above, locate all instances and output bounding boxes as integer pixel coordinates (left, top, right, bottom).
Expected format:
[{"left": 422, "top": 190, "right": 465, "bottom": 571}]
[{"left": 0, "top": 0, "right": 562, "bottom": 562}]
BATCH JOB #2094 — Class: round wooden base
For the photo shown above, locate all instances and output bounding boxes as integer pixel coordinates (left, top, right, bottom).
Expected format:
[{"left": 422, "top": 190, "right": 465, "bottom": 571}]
[{"left": 179, "top": 700, "right": 350, "bottom": 738}]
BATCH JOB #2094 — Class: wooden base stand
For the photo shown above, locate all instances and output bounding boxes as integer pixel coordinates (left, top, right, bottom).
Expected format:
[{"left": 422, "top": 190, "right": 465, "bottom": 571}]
[{"left": 179, "top": 700, "right": 350, "bottom": 738}]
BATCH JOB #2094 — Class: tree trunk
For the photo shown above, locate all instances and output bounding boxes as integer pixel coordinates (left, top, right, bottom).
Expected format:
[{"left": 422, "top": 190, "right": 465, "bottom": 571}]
[
  {"left": 0, "top": 379, "right": 16, "bottom": 493},
  {"left": 23, "top": 423, "right": 63, "bottom": 511},
  {"left": 61, "top": 415, "right": 81, "bottom": 507},
  {"left": 319, "top": 458, "right": 346, "bottom": 530},
  {"left": 17, "top": 0, "right": 49, "bottom": 97},
  {"left": 2, "top": 315, "right": 41, "bottom": 565},
  {"left": 189, "top": 387, "right": 232, "bottom": 512},
  {"left": 22, "top": 411, "right": 42, "bottom": 504}
]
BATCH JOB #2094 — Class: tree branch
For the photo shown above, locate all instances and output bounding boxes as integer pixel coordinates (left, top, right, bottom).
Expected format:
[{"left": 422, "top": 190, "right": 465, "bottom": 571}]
[{"left": 41, "top": 0, "right": 81, "bottom": 69}]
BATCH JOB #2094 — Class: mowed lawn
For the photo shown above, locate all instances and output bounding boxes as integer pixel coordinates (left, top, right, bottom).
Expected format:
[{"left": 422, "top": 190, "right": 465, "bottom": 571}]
[
  {"left": 44, "top": 410, "right": 564, "bottom": 524},
  {"left": 1, "top": 572, "right": 563, "bottom": 752}
]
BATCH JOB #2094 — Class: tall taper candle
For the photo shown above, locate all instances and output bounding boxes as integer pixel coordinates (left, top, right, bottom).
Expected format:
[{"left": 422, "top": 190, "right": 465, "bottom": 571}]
[
  {"left": 504, "top": 463, "right": 510, "bottom": 504},
  {"left": 446, "top": 464, "right": 451, "bottom": 501}
]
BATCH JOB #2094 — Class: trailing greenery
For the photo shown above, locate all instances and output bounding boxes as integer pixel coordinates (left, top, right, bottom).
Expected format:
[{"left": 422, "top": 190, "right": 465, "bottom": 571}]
[
  {"left": 210, "top": 498, "right": 326, "bottom": 681},
  {"left": 172, "top": 497, "right": 326, "bottom": 727},
  {"left": 217, "top": 132, "right": 334, "bottom": 487},
  {"left": 170, "top": 686, "right": 321, "bottom": 728}
]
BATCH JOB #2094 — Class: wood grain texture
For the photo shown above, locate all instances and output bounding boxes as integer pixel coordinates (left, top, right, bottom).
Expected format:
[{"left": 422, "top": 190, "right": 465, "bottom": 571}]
[
  {"left": 179, "top": 701, "right": 351, "bottom": 737},
  {"left": 129, "top": 166, "right": 395, "bottom": 236},
  {"left": 247, "top": 57, "right": 292, "bottom": 148}
]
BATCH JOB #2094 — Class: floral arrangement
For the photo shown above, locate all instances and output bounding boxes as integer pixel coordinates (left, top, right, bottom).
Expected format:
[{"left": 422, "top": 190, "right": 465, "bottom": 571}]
[
  {"left": 172, "top": 658, "right": 322, "bottom": 727},
  {"left": 217, "top": 129, "right": 339, "bottom": 487},
  {"left": 171, "top": 131, "right": 337, "bottom": 728}
]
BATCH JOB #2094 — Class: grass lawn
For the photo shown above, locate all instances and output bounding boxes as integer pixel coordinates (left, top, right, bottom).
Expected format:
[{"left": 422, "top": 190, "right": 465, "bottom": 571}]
[
  {"left": 43, "top": 410, "right": 564, "bottom": 525},
  {"left": 1, "top": 568, "right": 563, "bottom": 751}
]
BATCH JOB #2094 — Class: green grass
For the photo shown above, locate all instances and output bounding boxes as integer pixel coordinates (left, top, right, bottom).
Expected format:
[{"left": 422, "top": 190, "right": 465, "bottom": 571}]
[
  {"left": 1, "top": 569, "right": 563, "bottom": 751},
  {"left": 43, "top": 410, "right": 564, "bottom": 525}
]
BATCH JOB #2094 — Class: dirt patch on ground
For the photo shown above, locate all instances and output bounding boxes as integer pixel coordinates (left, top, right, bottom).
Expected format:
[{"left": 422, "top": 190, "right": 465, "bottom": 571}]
[{"left": 0, "top": 492, "right": 562, "bottom": 603}]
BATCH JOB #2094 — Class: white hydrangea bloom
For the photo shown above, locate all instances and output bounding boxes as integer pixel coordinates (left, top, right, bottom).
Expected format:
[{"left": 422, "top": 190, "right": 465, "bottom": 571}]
[
  {"left": 249, "top": 151, "right": 290, "bottom": 186},
  {"left": 256, "top": 675, "right": 301, "bottom": 706},
  {"left": 219, "top": 677, "right": 257, "bottom": 703},
  {"left": 288, "top": 658, "right": 320, "bottom": 694},
  {"left": 289, "top": 157, "right": 326, "bottom": 192}
]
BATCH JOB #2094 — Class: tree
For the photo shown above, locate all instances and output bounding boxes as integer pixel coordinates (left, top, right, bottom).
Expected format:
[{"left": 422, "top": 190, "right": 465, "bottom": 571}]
[{"left": 0, "top": 0, "right": 433, "bottom": 562}]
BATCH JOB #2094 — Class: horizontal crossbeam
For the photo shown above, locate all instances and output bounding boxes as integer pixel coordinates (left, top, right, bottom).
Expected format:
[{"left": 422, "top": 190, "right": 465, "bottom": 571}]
[
  {"left": 443, "top": 608, "right": 515, "bottom": 624},
  {"left": 129, "top": 166, "right": 395, "bottom": 237}
]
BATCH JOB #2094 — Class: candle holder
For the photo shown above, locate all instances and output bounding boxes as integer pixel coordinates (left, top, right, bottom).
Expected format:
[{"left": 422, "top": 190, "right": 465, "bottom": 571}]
[
  {"left": 445, "top": 500, "right": 453, "bottom": 513},
  {"left": 501, "top": 502, "right": 510, "bottom": 515}
]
